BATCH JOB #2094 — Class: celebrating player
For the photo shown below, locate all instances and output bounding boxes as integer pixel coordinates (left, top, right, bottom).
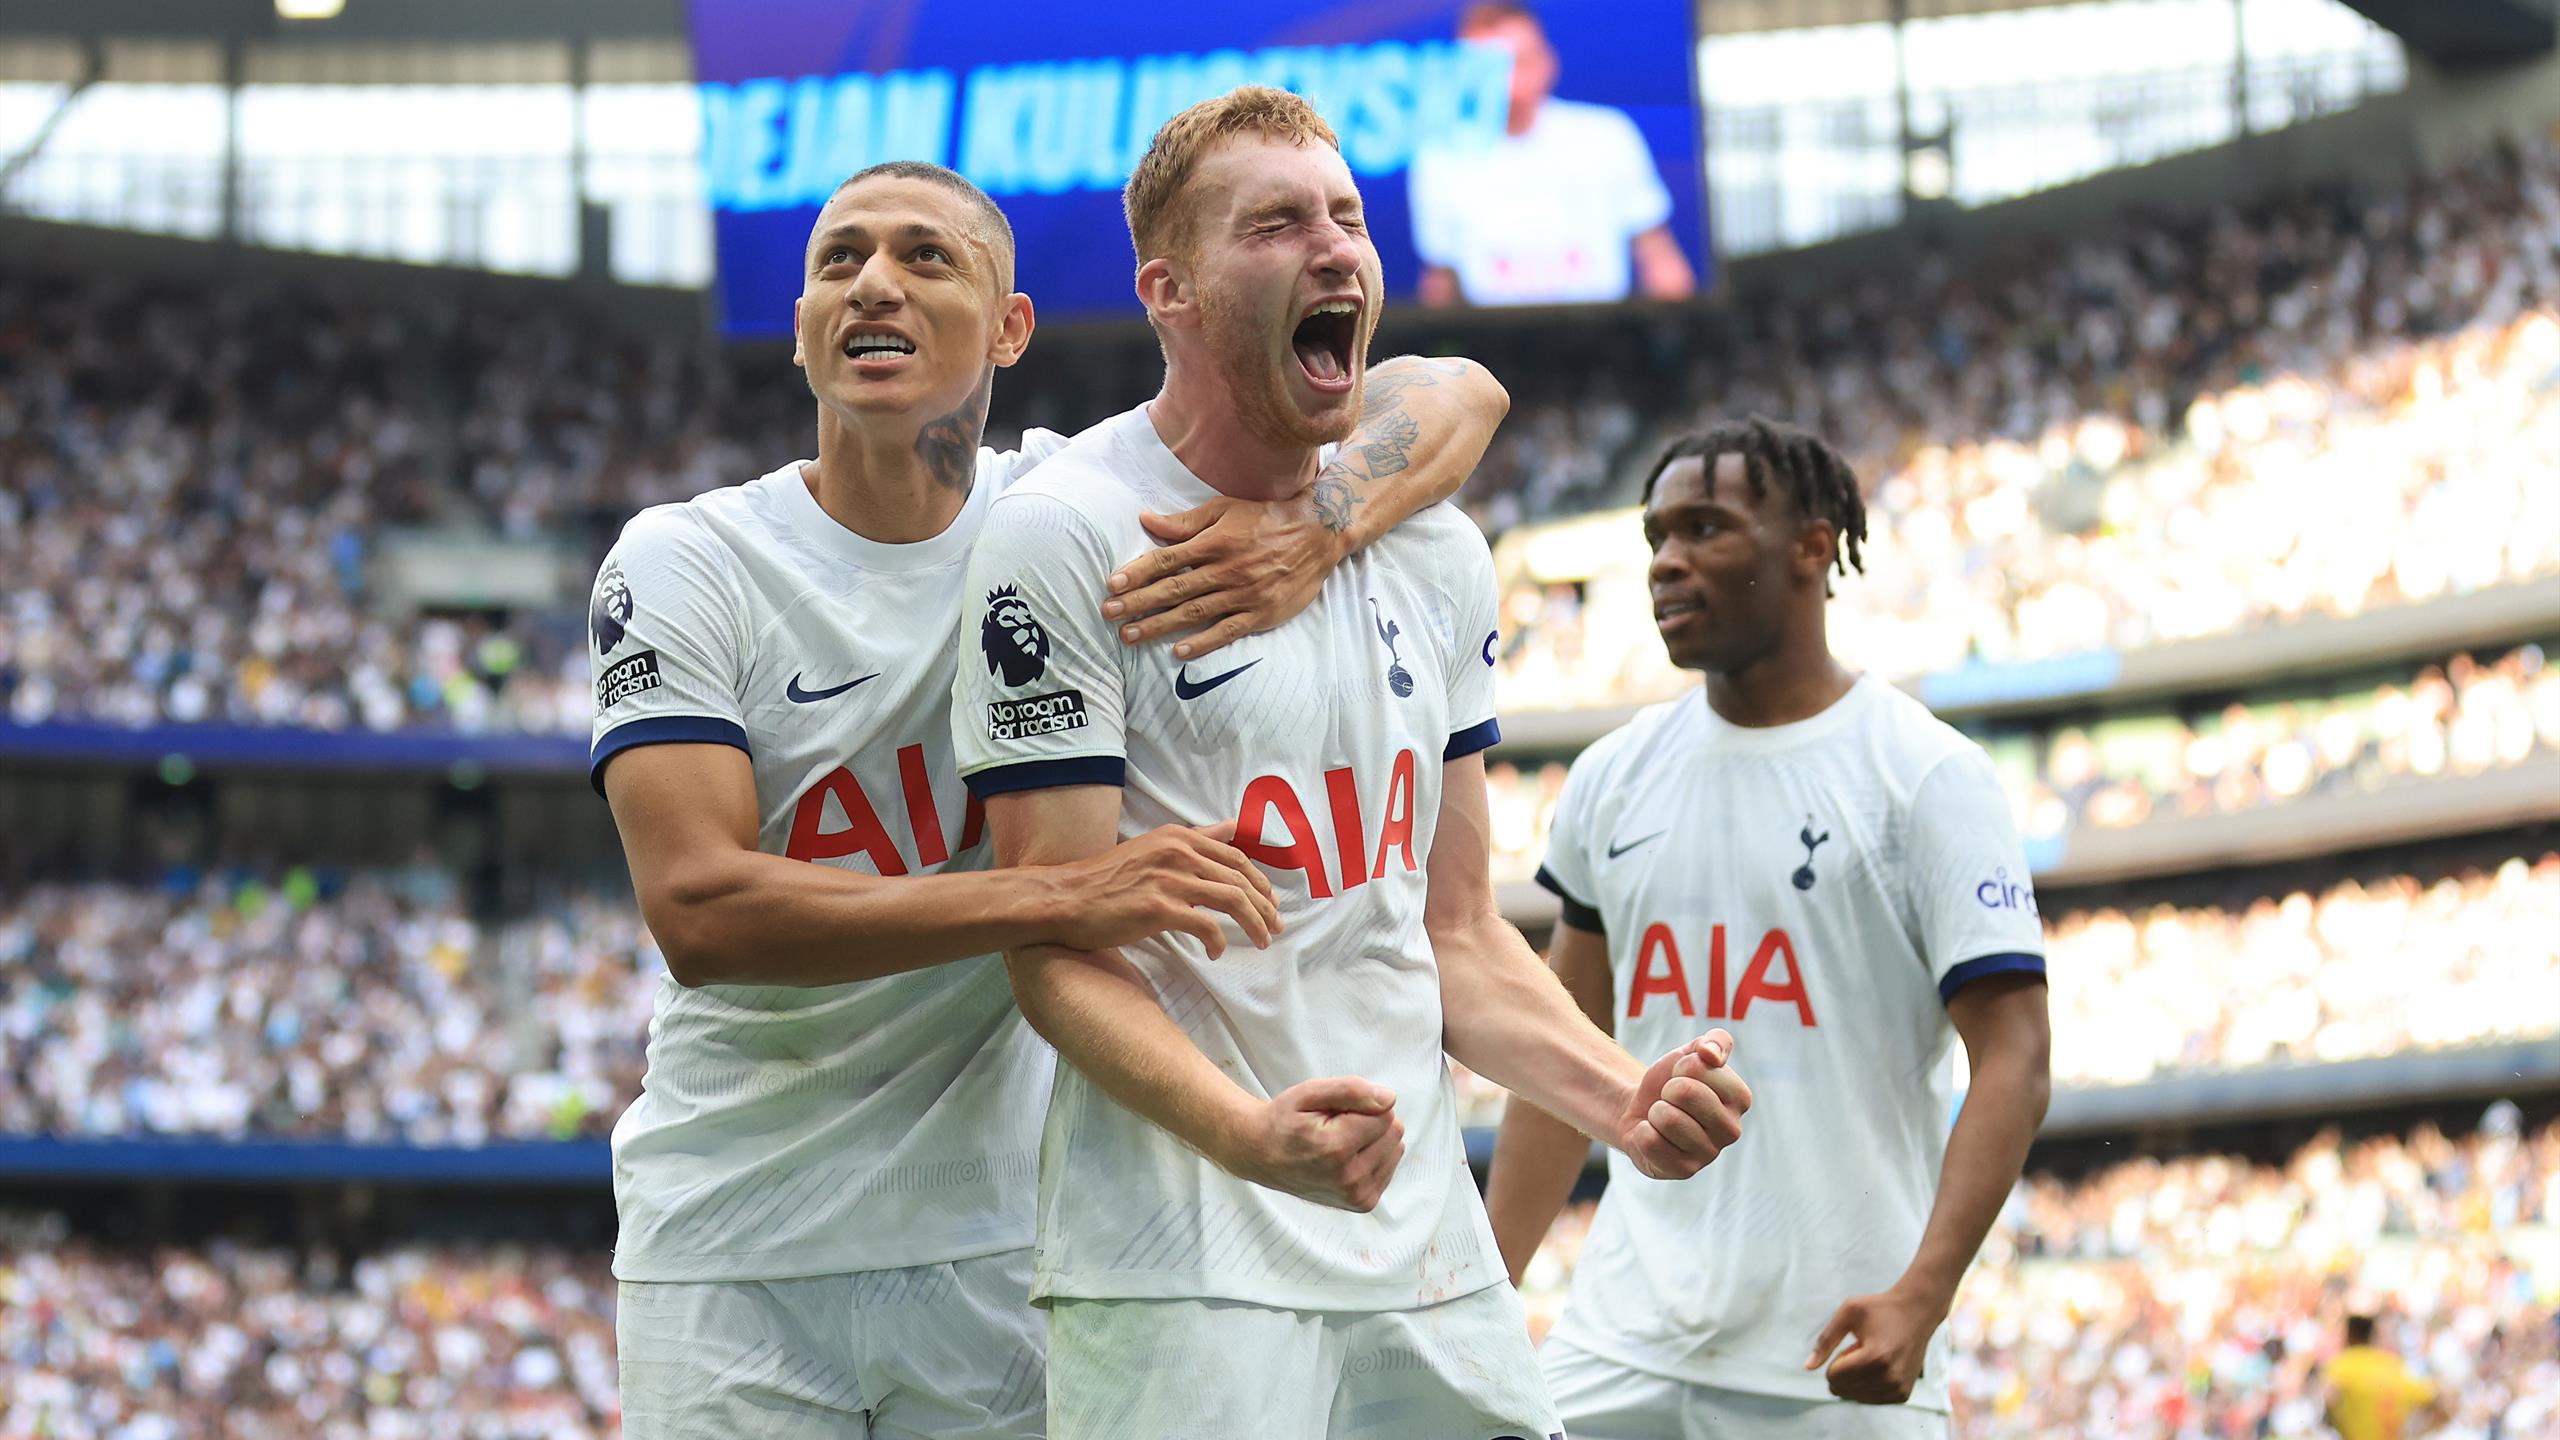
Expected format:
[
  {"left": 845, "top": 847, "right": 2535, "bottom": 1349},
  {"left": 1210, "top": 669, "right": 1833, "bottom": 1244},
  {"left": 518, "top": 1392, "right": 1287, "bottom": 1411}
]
[
  {"left": 591, "top": 160, "right": 1509, "bottom": 1438},
  {"left": 1484, "top": 417, "right": 2054, "bottom": 1440},
  {"left": 951, "top": 87, "right": 1752, "bottom": 1439}
]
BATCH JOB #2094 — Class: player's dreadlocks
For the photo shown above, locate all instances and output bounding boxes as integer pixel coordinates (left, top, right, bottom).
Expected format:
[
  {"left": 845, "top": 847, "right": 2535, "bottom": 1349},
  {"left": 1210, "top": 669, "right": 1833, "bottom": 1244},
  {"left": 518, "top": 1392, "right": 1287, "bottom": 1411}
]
[{"left": 1642, "top": 415, "right": 1868, "bottom": 593}]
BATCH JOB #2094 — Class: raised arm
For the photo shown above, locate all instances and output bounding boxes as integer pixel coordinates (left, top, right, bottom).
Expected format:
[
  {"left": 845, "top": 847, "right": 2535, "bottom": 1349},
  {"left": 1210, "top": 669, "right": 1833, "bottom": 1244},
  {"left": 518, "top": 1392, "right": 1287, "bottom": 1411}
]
[
  {"left": 1482, "top": 915, "right": 1614, "bottom": 1284},
  {"left": 1104, "top": 355, "right": 1509, "bottom": 658},
  {"left": 602, "top": 743, "right": 1284, "bottom": 988},
  {"left": 986, "top": 786, "right": 1403, "bottom": 1211},
  {"left": 1426, "top": 752, "right": 1750, "bottom": 1180}
]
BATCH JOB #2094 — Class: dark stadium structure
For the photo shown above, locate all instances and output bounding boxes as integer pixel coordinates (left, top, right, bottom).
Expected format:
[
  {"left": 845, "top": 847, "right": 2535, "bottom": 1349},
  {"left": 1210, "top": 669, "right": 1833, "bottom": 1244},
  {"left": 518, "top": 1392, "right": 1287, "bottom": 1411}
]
[{"left": 1, "top": 1, "right": 2555, "bottom": 1435}]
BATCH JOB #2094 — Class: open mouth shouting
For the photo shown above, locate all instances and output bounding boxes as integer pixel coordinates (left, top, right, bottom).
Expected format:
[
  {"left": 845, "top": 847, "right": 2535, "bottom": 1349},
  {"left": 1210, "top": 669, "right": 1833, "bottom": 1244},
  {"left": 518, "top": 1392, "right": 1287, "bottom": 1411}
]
[{"left": 1289, "top": 297, "right": 1362, "bottom": 394}]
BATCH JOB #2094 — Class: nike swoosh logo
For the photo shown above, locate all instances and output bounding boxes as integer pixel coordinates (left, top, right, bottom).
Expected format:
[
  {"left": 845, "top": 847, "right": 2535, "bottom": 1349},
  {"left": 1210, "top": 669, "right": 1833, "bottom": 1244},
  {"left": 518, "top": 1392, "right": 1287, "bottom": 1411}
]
[
  {"left": 786, "top": 672, "right": 880, "bottom": 704},
  {"left": 1173, "top": 659, "right": 1260, "bottom": 700},
  {"left": 1606, "top": 831, "right": 1667, "bottom": 859}
]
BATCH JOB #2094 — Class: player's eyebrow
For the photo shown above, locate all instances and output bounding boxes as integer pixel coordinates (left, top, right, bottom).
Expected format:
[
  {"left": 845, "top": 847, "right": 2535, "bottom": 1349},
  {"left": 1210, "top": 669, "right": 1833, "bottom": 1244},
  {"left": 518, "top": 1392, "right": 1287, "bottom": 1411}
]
[{"left": 808, "top": 220, "right": 977, "bottom": 266}]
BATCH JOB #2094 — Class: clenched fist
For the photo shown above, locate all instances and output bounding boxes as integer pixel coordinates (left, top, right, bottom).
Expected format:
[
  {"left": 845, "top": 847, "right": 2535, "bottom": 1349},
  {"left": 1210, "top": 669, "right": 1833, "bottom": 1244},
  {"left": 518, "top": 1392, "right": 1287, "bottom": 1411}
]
[
  {"left": 1616, "top": 1030, "right": 1751, "bottom": 1180},
  {"left": 1215, "top": 1076, "right": 1406, "bottom": 1211}
]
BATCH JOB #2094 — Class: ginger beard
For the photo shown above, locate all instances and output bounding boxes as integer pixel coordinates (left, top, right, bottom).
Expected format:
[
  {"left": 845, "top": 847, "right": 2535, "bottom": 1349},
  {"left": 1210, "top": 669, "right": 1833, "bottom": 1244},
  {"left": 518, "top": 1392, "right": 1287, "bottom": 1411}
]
[{"left": 1194, "top": 261, "right": 1380, "bottom": 450}]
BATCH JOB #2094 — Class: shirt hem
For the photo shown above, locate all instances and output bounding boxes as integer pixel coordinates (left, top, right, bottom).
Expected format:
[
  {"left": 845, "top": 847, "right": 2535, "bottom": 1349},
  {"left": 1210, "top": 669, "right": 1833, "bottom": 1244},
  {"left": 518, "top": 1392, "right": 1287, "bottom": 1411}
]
[
  {"left": 611, "top": 1229, "right": 1031, "bottom": 1284},
  {"left": 1030, "top": 1267, "right": 1508, "bottom": 1315}
]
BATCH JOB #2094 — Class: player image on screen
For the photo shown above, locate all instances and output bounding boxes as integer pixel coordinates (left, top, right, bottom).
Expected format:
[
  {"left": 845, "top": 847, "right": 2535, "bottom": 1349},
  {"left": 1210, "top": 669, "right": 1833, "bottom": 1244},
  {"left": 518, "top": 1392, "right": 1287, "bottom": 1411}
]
[
  {"left": 1484, "top": 417, "right": 2055, "bottom": 1440},
  {"left": 588, "top": 160, "right": 1510, "bottom": 1438},
  {"left": 952, "top": 86, "right": 1752, "bottom": 1439},
  {"left": 1409, "top": 1, "right": 1699, "bottom": 307}
]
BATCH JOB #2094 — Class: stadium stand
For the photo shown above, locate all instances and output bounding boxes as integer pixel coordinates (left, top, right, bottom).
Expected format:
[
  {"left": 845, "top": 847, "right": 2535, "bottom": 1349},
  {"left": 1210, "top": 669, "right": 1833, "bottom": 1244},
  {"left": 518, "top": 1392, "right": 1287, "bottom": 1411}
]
[
  {"left": 5, "top": 4, "right": 2558, "bottom": 1430},
  {"left": 6, "top": 1116, "right": 2545, "bottom": 1439},
  {"left": 8, "top": 838, "right": 2546, "bottom": 1146},
  {"left": 7, "top": 143, "right": 2557, "bottom": 743}
]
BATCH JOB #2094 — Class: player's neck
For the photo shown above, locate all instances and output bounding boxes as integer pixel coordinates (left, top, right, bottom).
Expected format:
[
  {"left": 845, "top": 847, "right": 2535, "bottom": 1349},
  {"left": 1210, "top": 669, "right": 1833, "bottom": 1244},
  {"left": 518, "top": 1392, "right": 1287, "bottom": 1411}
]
[
  {"left": 1703, "top": 623, "right": 1857, "bottom": 728},
  {"left": 1146, "top": 377, "right": 1320, "bottom": 503},
  {"left": 805, "top": 380, "right": 988, "bottom": 544}
]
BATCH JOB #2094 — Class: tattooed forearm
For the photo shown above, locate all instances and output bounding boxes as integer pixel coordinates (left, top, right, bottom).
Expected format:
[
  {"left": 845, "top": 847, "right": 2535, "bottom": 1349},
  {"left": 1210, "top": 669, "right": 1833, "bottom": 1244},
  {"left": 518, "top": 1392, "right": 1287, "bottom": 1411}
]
[
  {"left": 915, "top": 369, "right": 995, "bottom": 494},
  {"left": 1308, "top": 358, "right": 1462, "bottom": 533}
]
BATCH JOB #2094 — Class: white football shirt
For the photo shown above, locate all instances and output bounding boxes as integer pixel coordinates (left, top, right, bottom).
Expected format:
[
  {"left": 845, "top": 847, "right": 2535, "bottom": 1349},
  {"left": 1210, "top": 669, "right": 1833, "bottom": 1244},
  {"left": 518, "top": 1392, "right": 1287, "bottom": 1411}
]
[
  {"left": 950, "top": 405, "right": 1509, "bottom": 1313},
  {"left": 588, "top": 438, "right": 1065, "bottom": 1284},
  {"left": 1535, "top": 677, "right": 2046, "bottom": 1411},
  {"left": 1407, "top": 98, "right": 1674, "bottom": 306}
]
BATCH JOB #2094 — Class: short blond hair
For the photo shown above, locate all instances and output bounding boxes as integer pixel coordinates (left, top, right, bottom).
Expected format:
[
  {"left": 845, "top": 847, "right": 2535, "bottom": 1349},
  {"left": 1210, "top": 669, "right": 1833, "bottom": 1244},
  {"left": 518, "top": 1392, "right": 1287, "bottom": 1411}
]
[{"left": 1123, "top": 86, "right": 1341, "bottom": 263}]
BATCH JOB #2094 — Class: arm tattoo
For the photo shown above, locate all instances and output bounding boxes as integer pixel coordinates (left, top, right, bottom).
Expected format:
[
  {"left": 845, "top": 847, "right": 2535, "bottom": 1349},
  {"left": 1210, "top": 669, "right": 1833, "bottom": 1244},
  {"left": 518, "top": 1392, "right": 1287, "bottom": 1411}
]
[
  {"left": 1308, "top": 358, "right": 1463, "bottom": 533},
  {"left": 915, "top": 370, "right": 995, "bottom": 495}
]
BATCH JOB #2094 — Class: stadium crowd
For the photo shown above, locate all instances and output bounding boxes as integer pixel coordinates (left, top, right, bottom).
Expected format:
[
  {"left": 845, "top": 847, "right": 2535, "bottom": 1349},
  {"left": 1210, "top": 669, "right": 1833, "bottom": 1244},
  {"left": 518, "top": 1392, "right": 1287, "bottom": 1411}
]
[
  {"left": 7, "top": 144, "right": 2559, "bottom": 735},
  {"left": 8, "top": 841, "right": 2548, "bottom": 1145},
  {"left": 0, "top": 1212, "right": 620, "bottom": 1440},
  {"left": 1481, "top": 641, "right": 2560, "bottom": 880},
  {"left": 1516, "top": 1117, "right": 2559, "bottom": 1440},
  {"left": 0, "top": 871, "right": 645, "bottom": 1145},
  {"left": 5, "top": 1118, "right": 2545, "bottom": 1438}
]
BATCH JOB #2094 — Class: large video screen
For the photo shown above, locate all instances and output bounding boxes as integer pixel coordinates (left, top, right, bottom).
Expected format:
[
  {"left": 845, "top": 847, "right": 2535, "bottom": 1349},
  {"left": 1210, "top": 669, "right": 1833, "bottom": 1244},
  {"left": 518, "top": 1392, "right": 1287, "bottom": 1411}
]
[{"left": 691, "top": 0, "right": 1709, "bottom": 336}]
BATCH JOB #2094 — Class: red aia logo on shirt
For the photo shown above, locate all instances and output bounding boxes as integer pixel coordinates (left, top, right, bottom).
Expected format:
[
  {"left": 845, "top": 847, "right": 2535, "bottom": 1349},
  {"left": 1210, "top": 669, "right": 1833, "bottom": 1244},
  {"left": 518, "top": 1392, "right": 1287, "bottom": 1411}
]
[
  {"left": 784, "top": 743, "right": 985, "bottom": 872},
  {"left": 1235, "top": 749, "right": 1423, "bottom": 898},
  {"left": 1626, "top": 922, "right": 1817, "bottom": 1027}
]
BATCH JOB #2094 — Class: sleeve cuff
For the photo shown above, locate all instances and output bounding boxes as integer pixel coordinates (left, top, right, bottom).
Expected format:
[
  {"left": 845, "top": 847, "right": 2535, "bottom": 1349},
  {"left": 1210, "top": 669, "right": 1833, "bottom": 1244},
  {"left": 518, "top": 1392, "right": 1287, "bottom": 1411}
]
[
  {"left": 590, "top": 716, "right": 750, "bottom": 796},
  {"left": 963, "top": 755, "right": 1127, "bottom": 798},
  {"left": 1938, "top": 952, "right": 2047, "bottom": 1006},
  {"left": 1534, "top": 865, "right": 1606, "bottom": 934},
  {"left": 1443, "top": 717, "right": 1501, "bottom": 762}
]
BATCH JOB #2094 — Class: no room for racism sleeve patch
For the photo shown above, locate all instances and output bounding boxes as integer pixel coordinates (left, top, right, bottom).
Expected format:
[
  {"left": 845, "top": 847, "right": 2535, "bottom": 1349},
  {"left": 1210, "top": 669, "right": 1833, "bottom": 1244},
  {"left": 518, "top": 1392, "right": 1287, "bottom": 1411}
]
[
  {"left": 987, "top": 688, "right": 1089, "bottom": 741},
  {"left": 596, "top": 649, "right": 665, "bottom": 711}
]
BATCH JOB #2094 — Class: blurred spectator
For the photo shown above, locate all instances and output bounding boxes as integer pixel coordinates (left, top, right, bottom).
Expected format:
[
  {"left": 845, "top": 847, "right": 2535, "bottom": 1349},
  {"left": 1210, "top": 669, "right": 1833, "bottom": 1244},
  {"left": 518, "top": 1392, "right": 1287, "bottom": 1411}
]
[{"left": 1516, "top": 1122, "right": 2560, "bottom": 1440}]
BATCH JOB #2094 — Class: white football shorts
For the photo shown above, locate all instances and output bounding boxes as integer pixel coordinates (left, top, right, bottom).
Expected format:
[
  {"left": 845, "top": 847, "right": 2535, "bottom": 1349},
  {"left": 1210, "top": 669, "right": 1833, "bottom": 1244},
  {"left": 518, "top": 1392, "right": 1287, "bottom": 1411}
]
[
  {"left": 1543, "top": 1337, "right": 1949, "bottom": 1440},
  {"left": 617, "top": 1248, "right": 1044, "bottom": 1440},
  {"left": 1047, "top": 1281, "right": 1560, "bottom": 1440}
]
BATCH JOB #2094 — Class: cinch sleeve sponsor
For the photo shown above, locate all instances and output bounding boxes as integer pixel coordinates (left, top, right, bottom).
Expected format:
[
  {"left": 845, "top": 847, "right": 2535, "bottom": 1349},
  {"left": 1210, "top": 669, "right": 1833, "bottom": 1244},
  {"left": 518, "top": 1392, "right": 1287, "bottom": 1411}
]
[
  {"left": 1907, "top": 746, "right": 2048, "bottom": 1004},
  {"left": 1533, "top": 740, "right": 1607, "bottom": 935},
  {"left": 951, "top": 494, "right": 1129, "bottom": 796},
  {"left": 588, "top": 512, "right": 752, "bottom": 795}
]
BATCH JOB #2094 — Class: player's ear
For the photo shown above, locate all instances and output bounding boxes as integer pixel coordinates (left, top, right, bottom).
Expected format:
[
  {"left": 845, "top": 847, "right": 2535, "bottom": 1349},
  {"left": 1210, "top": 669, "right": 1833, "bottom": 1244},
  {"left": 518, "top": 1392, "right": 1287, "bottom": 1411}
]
[
  {"left": 791, "top": 296, "right": 807, "bottom": 369},
  {"left": 1795, "top": 517, "right": 1838, "bottom": 583},
  {"left": 1136, "top": 255, "right": 1191, "bottom": 330},
  {"left": 989, "top": 291, "right": 1036, "bottom": 368}
]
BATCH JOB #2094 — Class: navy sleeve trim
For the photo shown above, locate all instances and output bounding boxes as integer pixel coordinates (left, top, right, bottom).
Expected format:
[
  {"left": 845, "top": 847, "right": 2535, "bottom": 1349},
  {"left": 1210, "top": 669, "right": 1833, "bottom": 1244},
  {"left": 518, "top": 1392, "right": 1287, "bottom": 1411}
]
[
  {"left": 1443, "top": 717, "right": 1502, "bottom": 762},
  {"left": 1938, "top": 952, "right": 2047, "bottom": 1006},
  {"left": 1534, "top": 865, "right": 1607, "bottom": 935},
  {"left": 963, "top": 756, "right": 1128, "bottom": 798},
  {"left": 589, "top": 716, "right": 751, "bottom": 797}
]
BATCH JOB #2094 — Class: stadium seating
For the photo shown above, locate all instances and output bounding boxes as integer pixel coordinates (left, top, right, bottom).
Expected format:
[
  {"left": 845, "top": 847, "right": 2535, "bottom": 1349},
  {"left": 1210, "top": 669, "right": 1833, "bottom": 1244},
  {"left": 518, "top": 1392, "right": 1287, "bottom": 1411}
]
[
  {"left": 5, "top": 144, "right": 2557, "bottom": 739},
  {"left": 6, "top": 1118, "right": 2543, "bottom": 1440}
]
